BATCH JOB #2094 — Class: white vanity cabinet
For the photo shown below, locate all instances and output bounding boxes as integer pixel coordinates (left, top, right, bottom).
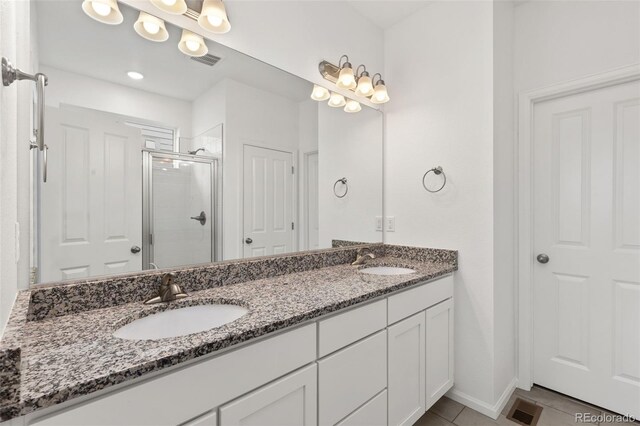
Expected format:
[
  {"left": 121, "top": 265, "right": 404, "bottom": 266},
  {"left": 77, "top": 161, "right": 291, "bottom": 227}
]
[
  {"left": 387, "top": 275, "right": 455, "bottom": 426},
  {"left": 23, "top": 274, "right": 454, "bottom": 426}
]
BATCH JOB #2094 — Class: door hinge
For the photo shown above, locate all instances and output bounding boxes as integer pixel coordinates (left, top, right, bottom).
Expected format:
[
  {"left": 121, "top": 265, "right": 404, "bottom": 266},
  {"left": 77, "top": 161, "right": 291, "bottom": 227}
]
[
  {"left": 149, "top": 233, "right": 153, "bottom": 245},
  {"left": 291, "top": 166, "right": 294, "bottom": 174},
  {"left": 291, "top": 222, "right": 295, "bottom": 230}
]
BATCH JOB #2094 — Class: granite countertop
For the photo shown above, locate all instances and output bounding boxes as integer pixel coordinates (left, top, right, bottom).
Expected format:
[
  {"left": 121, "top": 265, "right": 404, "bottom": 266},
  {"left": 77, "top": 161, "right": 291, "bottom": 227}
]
[{"left": 0, "top": 246, "right": 457, "bottom": 421}]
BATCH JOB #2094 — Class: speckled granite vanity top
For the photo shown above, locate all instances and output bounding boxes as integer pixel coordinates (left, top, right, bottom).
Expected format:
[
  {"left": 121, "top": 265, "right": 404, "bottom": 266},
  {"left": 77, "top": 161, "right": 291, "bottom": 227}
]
[{"left": 0, "top": 244, "right": 457, "bottom": 421}]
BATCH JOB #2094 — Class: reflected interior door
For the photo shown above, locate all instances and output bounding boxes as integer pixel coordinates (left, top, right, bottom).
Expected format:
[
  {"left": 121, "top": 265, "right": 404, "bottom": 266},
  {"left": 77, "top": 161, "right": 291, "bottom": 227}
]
[
  {"left": 533, "top": 80, "right": 640, "bottom": 417},
  {"left": 149, "top": 154, "right": 214, "bottom": 269},
  {"left": 40, "top": 106, "right": 142, "bottom": 282},
  {"left": 243, "top": 145, "right": 294, "bottom": 258}
]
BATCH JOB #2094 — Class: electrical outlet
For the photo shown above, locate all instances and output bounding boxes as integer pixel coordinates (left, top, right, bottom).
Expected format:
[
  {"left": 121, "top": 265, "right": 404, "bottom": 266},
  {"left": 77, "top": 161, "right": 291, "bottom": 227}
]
[
  {"left": 375, "top": 216, "right": 383, "bottom": 232},
  {"left": 385, "top": 216, "right": 395, "bottom": 232}
]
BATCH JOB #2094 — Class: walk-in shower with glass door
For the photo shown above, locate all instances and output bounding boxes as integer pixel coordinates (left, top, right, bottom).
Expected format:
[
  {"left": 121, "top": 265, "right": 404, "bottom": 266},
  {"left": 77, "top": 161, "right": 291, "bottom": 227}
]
[{"left": 142, "top": 151, "right": 218, "bottom": 270}]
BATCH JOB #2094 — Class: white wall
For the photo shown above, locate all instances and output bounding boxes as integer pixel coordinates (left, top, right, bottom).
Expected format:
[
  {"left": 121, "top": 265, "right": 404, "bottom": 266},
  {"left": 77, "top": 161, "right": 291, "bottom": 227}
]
[
  {"left": 41, "top": 66, "right": 193, "bottom": 137},
  {"left": 318, "top": 104, "right": 383, "bottom": 247},
  {"left": 384, "top": 0, "right": 499, "bottom": 412},
  {"left": 121, "top": 0, "right": 385, "bottom": 109},
  {"left": 0, "top": 0, "right": 37, "bottom": 334},
  {"left": 514, "top": 0, "right": 640, "bottom": 94}
]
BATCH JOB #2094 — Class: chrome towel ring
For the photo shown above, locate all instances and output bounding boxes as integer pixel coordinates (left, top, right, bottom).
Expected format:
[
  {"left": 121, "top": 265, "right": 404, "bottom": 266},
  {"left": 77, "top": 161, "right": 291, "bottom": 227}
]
[
  {"left": 333, "top": 177, "right": 348, "bottom": 198},
  {"left": 422, "top": 166, "right": 446, "bottom": 193}
]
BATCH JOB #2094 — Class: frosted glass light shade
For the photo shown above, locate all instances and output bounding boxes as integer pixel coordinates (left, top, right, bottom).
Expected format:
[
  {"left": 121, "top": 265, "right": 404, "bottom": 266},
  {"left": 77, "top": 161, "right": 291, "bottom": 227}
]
[
  {"left": 178, "top": 30, "right": 208, "bottom": 57},
  {"left": 310, "top": 85, "right": 330, "bottom": 101},
  {"left": 337, "top": 65, "right": 356, "bottom": 90},
  {"left": 328, "top": 92, "right": 346, "bottom": 108},
  {"left": 370, "top": 82, "right": 390, "bottom": 104},
  {"left": 134, "top": 12, "right": 169, "bottom": 42},
  {"left": 344, "top": 99, "right": 361, "bottom": 113},
  {"left": 355, "top": 74, "right": 374, "bottom": 97},
  {"left": 198, "top": 0, "right": 231, "bottom": 33},
  {"left": 82, "top": 0, "right": 123, "bottom": 25},
  {"left": 150, "top": 0, "right": 188, "bottom": 15}
]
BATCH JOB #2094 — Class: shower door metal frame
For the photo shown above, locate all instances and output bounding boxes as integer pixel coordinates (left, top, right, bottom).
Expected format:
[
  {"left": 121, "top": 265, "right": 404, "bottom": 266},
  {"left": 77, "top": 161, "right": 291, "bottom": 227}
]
[{"left": 142, "top": 150, "right": 219, "bottom": 270}]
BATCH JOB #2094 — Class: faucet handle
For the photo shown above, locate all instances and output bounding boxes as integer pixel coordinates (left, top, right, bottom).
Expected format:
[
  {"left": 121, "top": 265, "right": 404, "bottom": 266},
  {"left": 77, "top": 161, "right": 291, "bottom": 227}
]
[{"left": 161, "top": 272, "right": 176, "bottom": 286}]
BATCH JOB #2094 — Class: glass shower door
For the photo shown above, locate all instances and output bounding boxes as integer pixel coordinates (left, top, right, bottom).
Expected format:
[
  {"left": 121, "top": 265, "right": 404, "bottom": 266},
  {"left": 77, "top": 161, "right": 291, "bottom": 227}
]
[{"left": 144, "top": 152, "right": 216, "bottom": 270}]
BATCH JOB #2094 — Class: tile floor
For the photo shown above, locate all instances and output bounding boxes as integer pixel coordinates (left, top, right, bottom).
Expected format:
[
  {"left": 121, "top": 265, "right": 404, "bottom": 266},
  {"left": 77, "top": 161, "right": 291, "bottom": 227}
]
[{"left": 415, "top": 386, "right": 639, "bottom": 426}]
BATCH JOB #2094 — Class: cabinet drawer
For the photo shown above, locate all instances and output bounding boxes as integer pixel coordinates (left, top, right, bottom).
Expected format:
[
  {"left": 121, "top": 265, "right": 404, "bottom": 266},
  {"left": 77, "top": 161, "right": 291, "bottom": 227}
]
[
  {"left": 336, "top": 390, "right": 387, "bottom": 426},
  {"left": 388, "top": 275, "right": 453, "bottom": 324},
  {"left": 319, "top": 299, "right": 387, "bottom": 357},
  {"left": 318, "top": 331, "right": 387, "bottom": 426}
]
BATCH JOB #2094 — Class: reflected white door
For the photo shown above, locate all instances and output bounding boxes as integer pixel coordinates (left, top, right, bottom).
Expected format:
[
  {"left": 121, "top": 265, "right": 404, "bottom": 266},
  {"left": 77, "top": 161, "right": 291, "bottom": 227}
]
[
  {"left": 40, "top": 107, "right": 142, "bottom": 282},
  {"left": 304, "top": 151, "right": 319, "bottom": 250},
  {"left": 533, "top": 80, "right": 640, "bottom": 417},
  {"left": 243, "top": 145, "right": 294, "bottom": 258}
]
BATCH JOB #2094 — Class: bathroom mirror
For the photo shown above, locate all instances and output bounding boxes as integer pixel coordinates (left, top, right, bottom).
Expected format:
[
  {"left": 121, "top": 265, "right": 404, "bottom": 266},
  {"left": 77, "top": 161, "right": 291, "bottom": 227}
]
[{"left": 28, "top": 1, "right": 383, "bottom": 285}]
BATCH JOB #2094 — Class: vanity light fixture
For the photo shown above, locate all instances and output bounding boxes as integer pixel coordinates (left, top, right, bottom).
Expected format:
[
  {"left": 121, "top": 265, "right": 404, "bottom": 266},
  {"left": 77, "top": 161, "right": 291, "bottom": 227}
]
[
  {"left": 354, "top": 65, "right": 374, "bottom": 98},
  {"left": 327, "top": 92, "right": 346, "bottom": 108},
  {"left": 134, "top": 12, "right": 169, "bottom": 42},
  {"left": 344, "top": 99, "right": 361, "bottom": 113},
  {"left": 336, "top": 55, "right": 356, "bottom": 90},
  {"left": 178, "top": 29, "right": 208, "bottom": 57},
  {"left": 150, "top": 0, "right": 188, "bottom": 15},
  {"left": 127, "top": 71, "right": 144, "bottom": 80},
  {"left": 310, "top": 84, "right": 330, "bottom": 101},
  {"left": 370, "top": 73, "right": 390, "bottom": 104},
  {"left": 81, "top": 0, "right": 123, "bottom": 25},
  {"left": 198, "top": 0, "right": 231, "bottom": 34},
  {"left": 318, "top": 56, "right": 389, "bottom": 105}
]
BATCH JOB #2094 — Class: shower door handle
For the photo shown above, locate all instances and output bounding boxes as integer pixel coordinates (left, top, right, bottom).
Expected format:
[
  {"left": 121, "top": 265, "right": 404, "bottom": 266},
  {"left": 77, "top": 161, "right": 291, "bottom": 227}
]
[{"left": 190, "top": 211, "right": 207, "bottom": 225}]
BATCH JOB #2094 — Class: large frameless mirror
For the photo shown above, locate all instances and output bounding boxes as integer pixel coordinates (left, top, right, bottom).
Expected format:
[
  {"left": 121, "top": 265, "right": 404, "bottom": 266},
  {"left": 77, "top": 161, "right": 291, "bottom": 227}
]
[{"left": 29, "top": 1, "right": 383, "bottom": 285}]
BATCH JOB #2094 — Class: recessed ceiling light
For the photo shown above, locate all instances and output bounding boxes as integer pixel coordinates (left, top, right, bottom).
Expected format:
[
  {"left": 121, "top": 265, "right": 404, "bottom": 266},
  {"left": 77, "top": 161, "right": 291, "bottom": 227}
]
[{"left": 127, "top": 71, "right": 144, "bottom": 80}]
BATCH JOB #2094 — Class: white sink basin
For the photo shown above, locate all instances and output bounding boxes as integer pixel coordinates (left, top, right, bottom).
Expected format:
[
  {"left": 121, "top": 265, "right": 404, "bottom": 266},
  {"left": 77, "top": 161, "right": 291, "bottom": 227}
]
[
  {"left": 359, "top": 266, "right": 416, "bottom": 276},
  {"left": 113, "top": 304, "right": 248, "bottom": 340}
]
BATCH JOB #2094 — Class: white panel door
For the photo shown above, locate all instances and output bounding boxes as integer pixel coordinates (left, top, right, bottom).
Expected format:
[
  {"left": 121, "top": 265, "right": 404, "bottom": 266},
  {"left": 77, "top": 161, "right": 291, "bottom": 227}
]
[
  {"left": 533, "top": 80, "right": 640, "bottom": 417},
  {"left": 388, "top": 312, "right": 426, "bottom": 426},
  {"left": 243, "top": 145, "right": 294, "bottom": 258},
  {"left": 219, "top": 365, "right": 317, "bottom": 426},
  {"left": 40, "top": 106, "right": 142, "bottom": 282}
]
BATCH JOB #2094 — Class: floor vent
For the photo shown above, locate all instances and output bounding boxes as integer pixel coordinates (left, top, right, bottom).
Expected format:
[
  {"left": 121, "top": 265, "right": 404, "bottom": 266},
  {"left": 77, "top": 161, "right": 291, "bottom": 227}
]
[{"left": 506, "top": 398, "right": 543, "bottom": 426}]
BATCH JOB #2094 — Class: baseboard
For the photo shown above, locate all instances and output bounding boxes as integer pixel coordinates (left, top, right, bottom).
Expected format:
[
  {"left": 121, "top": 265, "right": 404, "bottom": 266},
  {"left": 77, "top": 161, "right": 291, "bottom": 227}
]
[{"left": 446, "top": 377, "right": 518, "bottom": 420}]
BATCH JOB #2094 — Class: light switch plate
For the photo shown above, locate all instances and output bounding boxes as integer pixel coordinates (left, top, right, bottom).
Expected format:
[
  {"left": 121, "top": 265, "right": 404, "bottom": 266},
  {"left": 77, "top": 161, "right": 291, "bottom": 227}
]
[
  {"left": 385, "top": 216, "right": 395, "bottom": 232},
  {"left": 375, "top": 216, "right": 383, "bottom": 232}
]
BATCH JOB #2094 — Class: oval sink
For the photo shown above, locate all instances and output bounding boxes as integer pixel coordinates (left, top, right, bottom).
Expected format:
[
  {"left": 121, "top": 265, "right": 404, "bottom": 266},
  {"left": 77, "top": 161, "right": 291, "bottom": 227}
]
[
  {"left": 359, "top": 266, "right": 416, "bottom": 276},
  {"left": 113, "top": 304, "right": 248, "bottom": 340}
]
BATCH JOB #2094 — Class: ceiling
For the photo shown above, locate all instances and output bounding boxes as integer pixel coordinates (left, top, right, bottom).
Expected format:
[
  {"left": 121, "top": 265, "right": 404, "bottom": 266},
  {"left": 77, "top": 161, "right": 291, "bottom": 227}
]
[
  {"left": 36, "top": 1, "right": 312, "bottom": 102},
  {"left": 347, "top": 1, "right": 432, "bottom": 30}
]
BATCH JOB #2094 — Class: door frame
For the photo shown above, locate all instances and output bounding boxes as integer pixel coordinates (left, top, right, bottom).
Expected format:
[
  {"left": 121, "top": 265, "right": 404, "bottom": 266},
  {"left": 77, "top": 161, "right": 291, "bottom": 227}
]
[
  {"left": 142, "top": 150, "right": 219, "bottom": 269},
  {"left": 517, "top": 64, "right": 640, "bottom": 390},
  {"left": 302, "top": 150, "right": 319, "bottom": 251}
]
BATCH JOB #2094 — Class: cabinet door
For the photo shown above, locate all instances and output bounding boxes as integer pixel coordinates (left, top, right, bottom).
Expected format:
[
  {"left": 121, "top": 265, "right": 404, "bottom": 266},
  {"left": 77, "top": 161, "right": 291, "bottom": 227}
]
[
  {"left": 219, "top": 365, "right": 317, "bottom": 426},
  {"left": 426, "top": 298, "right": 454, "bottom": 410},
  {"left": 180, "top": 411, "right": 217, "bottom": 426},
  {"left": 388, "top": 312, "right": 426, "bottom": 426}
]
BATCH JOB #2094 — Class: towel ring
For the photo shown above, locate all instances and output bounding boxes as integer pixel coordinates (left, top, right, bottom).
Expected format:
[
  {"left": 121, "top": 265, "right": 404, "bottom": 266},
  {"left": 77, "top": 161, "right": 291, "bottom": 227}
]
[
  {"left": 333, "top": 177, "right": 348, "bottom": 198},
  {"left": 422, "top": 166, "right": 446, "bottom": 193}
]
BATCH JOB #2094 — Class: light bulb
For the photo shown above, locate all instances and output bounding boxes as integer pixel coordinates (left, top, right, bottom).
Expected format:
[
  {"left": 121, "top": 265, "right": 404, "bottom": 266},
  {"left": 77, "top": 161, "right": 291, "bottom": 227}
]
[
  {"left": 142, "top": 21, "right": 160, "bottom": 35},
  {"left": 355, "top": 74, "right": 374, "bottom": 97},
  {"left": 370, "top": 83, "right": 390, "bottom": 104},
  {"left": 186, "top": 40, "right": 200, "bottom": 52},
  {"left": 91, "top": 1, "right": 111, "bottom": 16},
  {"left": 328, "top": 92, "right": 346, "bottom": 108},
  {"left": 337, "top": 66, "right": 356, "bottom": 89},
  {"left": 161, "top": 0, "right": 176, "bottom": 5},
  {"left": 310, "top": 85, "right": 330, "bottom": 101},
  {"left": 344, "top": 100, "right": 361, "bottom": 113},
  {"left": 207, "top": 14, "right": 224, "bottom": 27}
]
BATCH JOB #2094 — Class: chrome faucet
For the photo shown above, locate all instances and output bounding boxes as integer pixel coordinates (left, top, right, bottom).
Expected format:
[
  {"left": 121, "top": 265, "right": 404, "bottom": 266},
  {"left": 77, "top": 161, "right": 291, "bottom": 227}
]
[
  {"left": 144, "top": 273, "right": 188, "bottom": 304},
  {"left": 352, "top": 248, "right": 376, "bottom": 265}
]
